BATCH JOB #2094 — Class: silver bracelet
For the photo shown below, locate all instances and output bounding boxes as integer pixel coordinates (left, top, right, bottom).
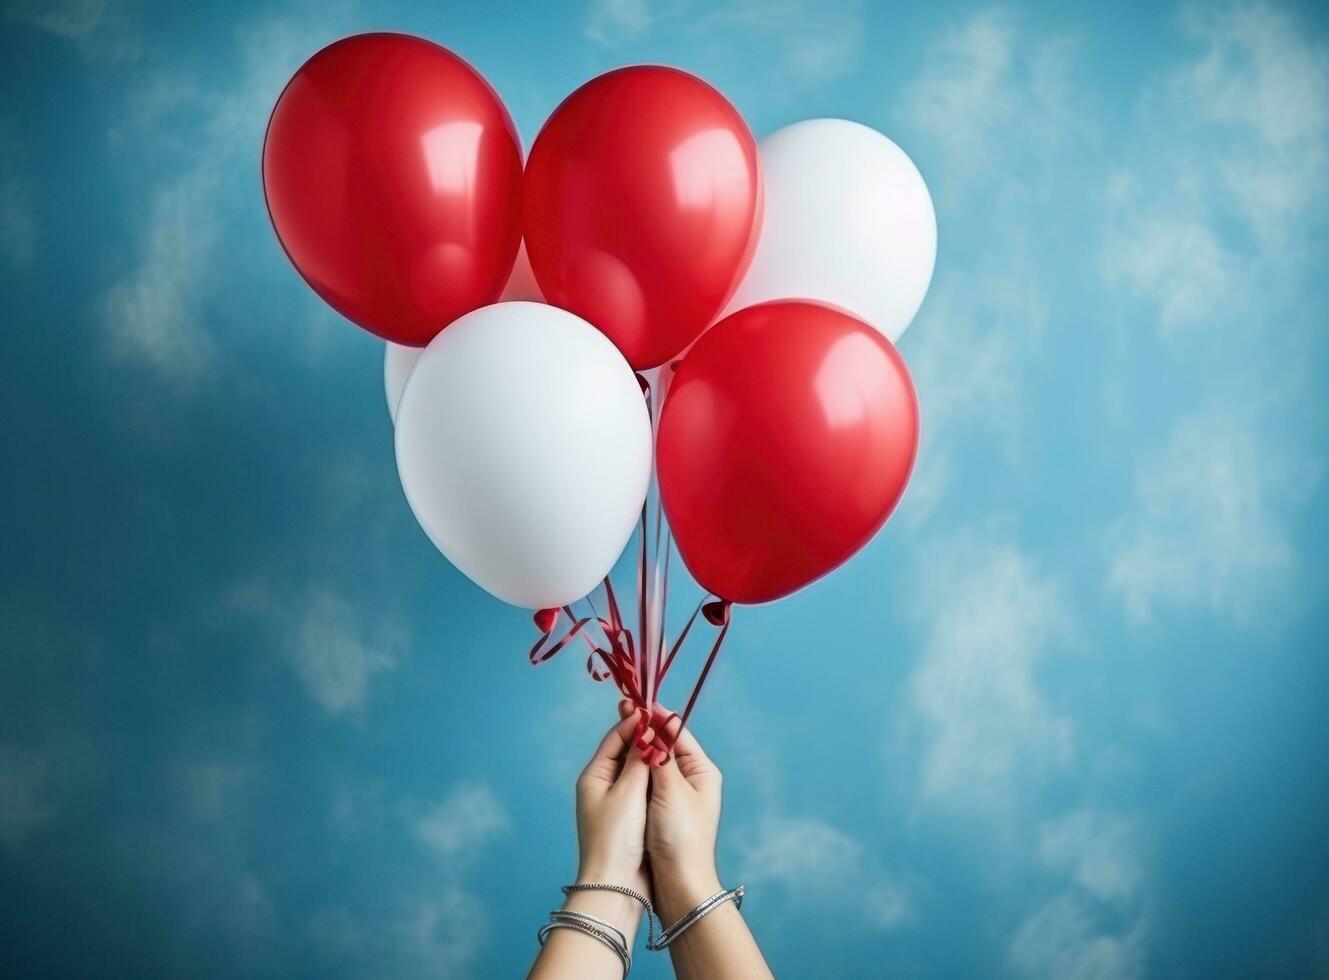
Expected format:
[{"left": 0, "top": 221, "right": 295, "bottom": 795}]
[
  {"left": 648, "top": 885, "right": 745, "bottom": 950},
  {"left": 537, "top": 916, "right": 632, "bottom": 977},
  {"left": 547, "top": 909, "right": 628, "bottom": 951},
  {"left": 562, "top": 882, "right": 661, "bottom": 950}
]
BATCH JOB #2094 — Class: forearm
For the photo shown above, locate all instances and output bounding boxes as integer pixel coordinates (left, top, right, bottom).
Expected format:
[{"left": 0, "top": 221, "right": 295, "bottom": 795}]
[
  {"left": 528, "top": 888, "right": 642, "bottom": 979},
  {"left": 655, "top": 867, "right": 773, "bottom": 980}
]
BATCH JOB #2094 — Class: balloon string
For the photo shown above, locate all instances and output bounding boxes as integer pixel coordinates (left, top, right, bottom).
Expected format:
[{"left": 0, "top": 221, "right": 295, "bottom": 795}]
[
  {"left": 676, "top": 614, "right": 729, "bottom": 736},
  {"left": 638, "top": 371, "right": 660, "bottom": 715},
  {"left": 650, "top": 391, "right": 665, "bottom": 691},
  {"left": 647, "top": 598, "right": 732, "bottom": 759},
  {"left": 530, "top": 579, "right": 644, "bottom": 707},
  {"left": 656, "top": 595, "right": 699, "bottom": 690},
  {"left": 644, "top": 365, "right": 676, "bottom": 715},
  {"left": 600, "top": 573, "right": 650, "bottom": 742},
  {"left": 529, "top": 590, "right": 733, "bottom": 760},
  {"left": 601, "top": 576, "right": 632, "bottom": 660},
  {"left": 637, "top": 504, "right": 649, "bottom": 708},
  {"left": 656, "top": 528, "right": 672, "bottom": 683},
  {"left": 584, "top": 593, "right": 608, "bottom": 636}
]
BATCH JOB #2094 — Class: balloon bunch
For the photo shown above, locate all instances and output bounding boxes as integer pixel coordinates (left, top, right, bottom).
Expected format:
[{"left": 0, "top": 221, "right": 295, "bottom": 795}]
[{"left": 263, "top": 33, "right": 934, "bottom": 759}]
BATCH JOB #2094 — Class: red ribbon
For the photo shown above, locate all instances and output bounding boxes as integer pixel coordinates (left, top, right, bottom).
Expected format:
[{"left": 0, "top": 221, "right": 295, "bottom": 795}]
[
  {"left": 527, "top": 366, "right": 733, "bottom": 762},
  {"left": 530, "top": 585, "right": 732, "bottom": 765},
  {"left": 529, "top": 578, "right": 641, "bottom": 702}
]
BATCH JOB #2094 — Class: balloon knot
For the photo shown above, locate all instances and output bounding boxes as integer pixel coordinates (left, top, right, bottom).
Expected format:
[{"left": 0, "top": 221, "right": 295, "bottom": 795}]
[
  {"left": 533, "top": 607, "right": 560, "bottom": 634},
  {"left": 702, "top": 599, "right": 731, "bottom": 627}
]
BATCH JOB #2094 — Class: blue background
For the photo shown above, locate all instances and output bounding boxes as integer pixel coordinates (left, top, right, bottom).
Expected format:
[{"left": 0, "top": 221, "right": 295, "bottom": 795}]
[{"left": 2, "top": 1, "right": 1327, "bottom": 977}]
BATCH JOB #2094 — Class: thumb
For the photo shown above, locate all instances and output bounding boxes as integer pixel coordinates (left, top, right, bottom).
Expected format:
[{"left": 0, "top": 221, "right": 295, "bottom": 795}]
[
  {"left": 614, "top": 745, "right": 651, "bottom": 795},
  {"left": 650, "top": 751, "right": 686, "bottom": 796}
]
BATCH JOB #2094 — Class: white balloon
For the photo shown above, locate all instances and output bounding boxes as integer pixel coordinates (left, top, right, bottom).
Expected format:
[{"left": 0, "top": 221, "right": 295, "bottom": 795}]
[
  {"left": 724, "top": 119, "right": 936, "bottom": 342},
  {"left": 395, "top": 301, "right": 651, "bottom": 609},
  {"left": 383, "top": 342, "right": 422, "bottom": 425},
  {"left": 384, "top": 242, "right": 545, "bottom": 423}
]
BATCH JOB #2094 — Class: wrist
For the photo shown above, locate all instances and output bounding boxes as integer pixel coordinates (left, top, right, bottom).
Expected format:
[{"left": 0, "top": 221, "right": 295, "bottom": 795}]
[
  {"left": 575, "top": 860, "right": 641, "bottom": 891},
  {"left": 563, "top": 884, "right": 644, "bottom": 943},
  {"left": 652, "top": 864, "right": 723, "bottom": 923}
]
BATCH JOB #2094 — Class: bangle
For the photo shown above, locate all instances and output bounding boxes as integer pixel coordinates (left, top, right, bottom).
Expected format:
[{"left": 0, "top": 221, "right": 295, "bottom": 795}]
[
  {"left": 547, "top": 909, "right": 628, "bottom": 951},
  {"left": 538, "top": 914, "right": 632, "bottom": 977},
  {"left": 562, "top": 882, "right": 661, "bottom": 950},
  {"left": 648, "top": 885, "right": 745, "bottom": 950}
]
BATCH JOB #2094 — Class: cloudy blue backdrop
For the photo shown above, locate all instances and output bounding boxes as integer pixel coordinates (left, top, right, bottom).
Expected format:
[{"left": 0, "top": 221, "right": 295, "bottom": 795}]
[{"left": 2, "top": 0, "right": 1328, "bottom": 976}]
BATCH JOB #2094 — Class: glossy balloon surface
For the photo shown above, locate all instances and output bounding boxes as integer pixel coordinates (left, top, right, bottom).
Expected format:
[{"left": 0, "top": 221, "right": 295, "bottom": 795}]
[
  {"left": 263, "top": 33, "right": 523, "bottom": 345},
  {"left": 523, "top": 66, "right": 761, "bottom": 370},
  {"left": 395, "top": 302, "right": 651, "bottom": 609},
  {"left": 722, "top": 119, "right": 936, "bottom": 343},
  {"left": 657, "top": 301, "right": 919, "bottom": 604}
]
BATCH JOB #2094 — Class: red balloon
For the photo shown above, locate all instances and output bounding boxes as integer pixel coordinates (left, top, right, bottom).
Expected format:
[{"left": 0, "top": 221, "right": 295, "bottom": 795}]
[
  {"left": 263, "top": 33, "right": 523, "bottom": 346},
  {"left": 657, "top": 301, "right": 919, "bottom": 605},
  {"left": 523, "top": 66, "right": 762, "bottom": 370}
]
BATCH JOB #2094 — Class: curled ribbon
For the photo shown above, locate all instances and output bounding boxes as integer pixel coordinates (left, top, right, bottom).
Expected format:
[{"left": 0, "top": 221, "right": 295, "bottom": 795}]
[{"left": 529, "top": 583, "right": 733, "bottom": 766}]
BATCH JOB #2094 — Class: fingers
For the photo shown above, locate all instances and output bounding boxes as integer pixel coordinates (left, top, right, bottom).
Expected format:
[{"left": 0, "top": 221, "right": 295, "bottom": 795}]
[
  {"left": 652, "top": 706, "right": 719, "bottom": 783},
  {"left": 588, "top": 702, "right": 718, "bottom": 781},
  {"left": 580, "top": 708, "right": 643, "bottom": 784},
  {"left": 609, "top": 701, "right": 652, "bottom": 793}
]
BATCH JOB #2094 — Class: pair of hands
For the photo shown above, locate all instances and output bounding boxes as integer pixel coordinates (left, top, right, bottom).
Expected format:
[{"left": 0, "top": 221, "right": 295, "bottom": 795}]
[
  {"left": 543, "top": 704, "right": 770, "bottom": 980},
  {"left": 576, "top": 700, "right": 724, "bottom": 921}
]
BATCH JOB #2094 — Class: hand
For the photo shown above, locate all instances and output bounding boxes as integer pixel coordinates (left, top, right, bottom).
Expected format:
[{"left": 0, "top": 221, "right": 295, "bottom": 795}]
[
  {"left": 530, "top": 705, "right": 651, "bottom": 979},
  {"left": 575, "top": 700, "right": 651, "bottom": 895},
  {"left": 641, "top": 705, "right": 724, "bottom": 921}
]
